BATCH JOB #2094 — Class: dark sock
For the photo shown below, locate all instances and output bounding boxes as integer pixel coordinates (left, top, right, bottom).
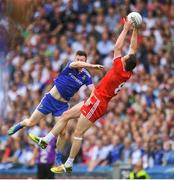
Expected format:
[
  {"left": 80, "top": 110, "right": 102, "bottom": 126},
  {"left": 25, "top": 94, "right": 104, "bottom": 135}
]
[
  {"left": 12, "top": 123, "right": 24, "bottom": 133},
  {"left": 15, "top": 123, "right": 23, "bottom": 129},
  {"left": 8, "top": 123, "right": 24, "bottom": 135},
  {"left": 56, "top": 151, "right": 63, "bottom": 165}
]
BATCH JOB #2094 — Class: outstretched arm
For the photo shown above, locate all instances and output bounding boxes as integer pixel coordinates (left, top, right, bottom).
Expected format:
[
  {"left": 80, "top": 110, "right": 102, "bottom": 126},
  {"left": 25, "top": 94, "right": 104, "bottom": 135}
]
[
  {"left": 128, "top": 27, "right": 138, "bottom": 55},
  {"left": 114, "top": 20, "right": 132, "bottom": 58},
  {"left": 70, "top": 61, "right": 104, "bottom": 70}
]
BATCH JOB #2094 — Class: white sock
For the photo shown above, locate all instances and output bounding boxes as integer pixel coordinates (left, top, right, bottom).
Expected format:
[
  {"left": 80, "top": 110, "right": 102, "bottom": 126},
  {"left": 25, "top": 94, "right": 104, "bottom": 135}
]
[
  {"left": 65, "top": 158, "right": 74, "bottom": 167},
  {"left": 43, "top": 132, "right": 55, "bottom": 143}
]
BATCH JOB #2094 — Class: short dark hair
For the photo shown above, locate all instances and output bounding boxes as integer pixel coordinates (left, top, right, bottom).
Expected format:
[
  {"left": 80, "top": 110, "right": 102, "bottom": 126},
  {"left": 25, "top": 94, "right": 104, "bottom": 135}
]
[
  {"left": 125, "top": 54, "right": 137, "bottom": 71},
  {"left": 76, "top": 50, "right": 87, "bottom": 59}
]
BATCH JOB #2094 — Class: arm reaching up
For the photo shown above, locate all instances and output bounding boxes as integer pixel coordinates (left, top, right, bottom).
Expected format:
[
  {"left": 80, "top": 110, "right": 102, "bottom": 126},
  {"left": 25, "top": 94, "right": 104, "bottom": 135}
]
[
  {"left": 128, "top": 28, "right": 138, "bottom": 55},
  {"left": 114, "top": 20, "right": 133, "bottom": 58}
]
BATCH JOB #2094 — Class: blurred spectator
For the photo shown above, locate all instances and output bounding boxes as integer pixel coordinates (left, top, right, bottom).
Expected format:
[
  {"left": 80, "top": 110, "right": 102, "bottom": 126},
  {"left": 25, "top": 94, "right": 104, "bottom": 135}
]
[
  {"left": 129, "top": 160, "right": 150, "bottom": 180},
  {"left": 142, "top": 142, "right": 154, "bottom": 168},
  {"left": 162, "top": 142, "right": 174, "bottom": 165},
  {"left": 107, "top": 135, "right": 123, "bottom": 164},
  {"left": 97, "top": 31, "right": 114, "bottom": 59},
  {"left": 0, "top": 125, "right": 8, "bottom": 149},
  {"left": 121, "top": 137, "right": 132, "bottom": 164},
  {"left": 1, "top": 137, "right": 33, "bottom": 166},
  {"left": 131, "top": 137, "right": 143, "bottom": 165},
  {"left": 105, "top": 5, "right": 120, "bottom": 32},
  {"left": 87, "top": 136, "right": 112, "bottom": 171},
  {"left": 153, "top": 140, "right": 163, "bottom": 165}
]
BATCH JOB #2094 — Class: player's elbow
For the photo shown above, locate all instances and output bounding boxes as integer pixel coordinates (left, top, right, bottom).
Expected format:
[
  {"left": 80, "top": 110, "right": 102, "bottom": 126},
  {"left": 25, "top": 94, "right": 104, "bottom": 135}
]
[
  {"left": 59, "top": 128, "right": 66, "bottom": 137},
  {"left": 69, "top": 62, "right": 78, "bottom": 68},
  {"left": 114, "top": 44, "right": 122, "bottom": 51},
  {"left": 114, "top": 48, "right": 122, "bottom": 58},
  {"left": 114, "top": 44, "right": 122, "bottom": 53}
]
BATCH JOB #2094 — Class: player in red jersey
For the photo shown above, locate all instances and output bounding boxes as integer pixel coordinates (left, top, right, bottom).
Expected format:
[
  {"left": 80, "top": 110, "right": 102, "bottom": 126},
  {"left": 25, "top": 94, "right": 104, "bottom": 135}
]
[
  {"left": 81, "top": 52, "right": 133, "bottom": 122},
  {"left": 29, "top": 19, "right": 138, "bottom": 173}
]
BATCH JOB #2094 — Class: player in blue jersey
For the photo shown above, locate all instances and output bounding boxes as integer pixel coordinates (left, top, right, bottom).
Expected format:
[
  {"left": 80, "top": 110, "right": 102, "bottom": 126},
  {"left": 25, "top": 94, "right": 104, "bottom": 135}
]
[{"left": 8, "top": 50, "right": 103, "bottom": 165}]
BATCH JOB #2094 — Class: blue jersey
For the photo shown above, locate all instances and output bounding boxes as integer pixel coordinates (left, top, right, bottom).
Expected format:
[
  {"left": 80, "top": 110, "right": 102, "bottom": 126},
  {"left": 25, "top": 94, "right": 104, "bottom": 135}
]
[{"left": 54, "top": 62, "right": 92, "bottom": 101}]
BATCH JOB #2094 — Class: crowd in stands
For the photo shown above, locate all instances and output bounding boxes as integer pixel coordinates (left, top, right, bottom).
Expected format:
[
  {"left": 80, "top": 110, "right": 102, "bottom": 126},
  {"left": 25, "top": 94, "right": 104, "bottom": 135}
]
[{"left": 1, "top": 0, "right": 174, "bottom": 172}]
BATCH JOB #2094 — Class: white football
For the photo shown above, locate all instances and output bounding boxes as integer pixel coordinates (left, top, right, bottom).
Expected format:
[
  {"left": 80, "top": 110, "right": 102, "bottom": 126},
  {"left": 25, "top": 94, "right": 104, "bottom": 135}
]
[{"left": 127, "top": 12, "right": 143, "bottom": 27}]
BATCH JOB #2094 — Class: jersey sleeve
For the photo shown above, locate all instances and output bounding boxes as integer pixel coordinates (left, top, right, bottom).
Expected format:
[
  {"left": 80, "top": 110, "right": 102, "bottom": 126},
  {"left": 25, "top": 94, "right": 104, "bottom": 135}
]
[
  {"left": 66, "top": 61, "right": 72, "bottom": 69},
  {"left": 85, "top": 76, "right": 93, "bottom": 86},
  {"left": 113, "top": 56, "right": 122, "bottom": 70},
  {"left": 113, "top": 56, "right": 121, "bottom": 63},
  {"left": 83, "top": 69, "right": 93, "bottom": 86},
  {"left": 62, "top": 61, "right": 73, "bottom": 72}
]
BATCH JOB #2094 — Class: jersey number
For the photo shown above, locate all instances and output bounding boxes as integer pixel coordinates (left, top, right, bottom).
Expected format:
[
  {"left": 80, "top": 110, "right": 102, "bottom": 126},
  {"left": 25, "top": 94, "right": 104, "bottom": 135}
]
[
  {"left": 114, "top": 82, "right": 125, "bottom": 95},
  {"left": 40, "top": 146, "right": 50, "bottom": 163}
]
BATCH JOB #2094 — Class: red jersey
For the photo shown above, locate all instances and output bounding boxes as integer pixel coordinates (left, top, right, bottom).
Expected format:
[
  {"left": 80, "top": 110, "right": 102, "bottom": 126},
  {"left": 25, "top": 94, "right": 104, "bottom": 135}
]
[{"left": 94, "top": 57, "right": 133, "bottom": 102}]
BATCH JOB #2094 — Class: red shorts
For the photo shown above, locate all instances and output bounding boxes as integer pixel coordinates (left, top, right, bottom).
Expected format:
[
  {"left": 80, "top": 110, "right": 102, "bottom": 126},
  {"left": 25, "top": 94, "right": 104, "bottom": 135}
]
[{"left": 81, "top": 94, "right": 108, "bottom": 123}]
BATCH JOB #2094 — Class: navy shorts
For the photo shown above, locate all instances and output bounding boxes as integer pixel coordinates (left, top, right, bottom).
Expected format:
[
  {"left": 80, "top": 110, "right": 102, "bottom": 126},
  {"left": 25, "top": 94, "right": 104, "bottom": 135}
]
[{"left": 37, "top": 93, "right": 69, "bottom": 117}]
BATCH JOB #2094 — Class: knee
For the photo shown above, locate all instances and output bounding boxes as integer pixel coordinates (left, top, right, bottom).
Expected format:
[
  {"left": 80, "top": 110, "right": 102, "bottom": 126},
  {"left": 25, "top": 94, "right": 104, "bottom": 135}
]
[
  {"left": 61, "top": 111, "right": 71, "bottom": 122},
  {"left": 74, "top": 129, "right": 83, "bottom": 138},
  {"left": 59, "top": 128, "right": 66, "bottom": 137}
]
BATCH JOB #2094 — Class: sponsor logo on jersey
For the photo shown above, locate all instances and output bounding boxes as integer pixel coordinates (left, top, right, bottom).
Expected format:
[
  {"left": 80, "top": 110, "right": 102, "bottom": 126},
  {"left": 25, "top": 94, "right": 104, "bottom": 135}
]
[
  {"left": 68, "top": 73, "right": 83, "bottom": 85},
  {"left": 82, "top": 75, "right": 86, "bottom": 80}
]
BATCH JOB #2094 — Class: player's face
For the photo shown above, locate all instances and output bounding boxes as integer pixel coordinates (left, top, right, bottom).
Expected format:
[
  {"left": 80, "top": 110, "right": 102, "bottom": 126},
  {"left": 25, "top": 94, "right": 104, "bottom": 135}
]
[{"left": 75, "top": 55, "right": 86, "bottom": 62}]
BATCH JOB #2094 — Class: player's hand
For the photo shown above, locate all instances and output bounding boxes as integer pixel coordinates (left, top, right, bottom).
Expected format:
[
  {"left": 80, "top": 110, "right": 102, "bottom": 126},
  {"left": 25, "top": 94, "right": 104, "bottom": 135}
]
[
  {"left": 92, "top": 64, "right": 104, "bottom": 70},
  {"left": 84, "top": 98, "right": 91, "bottom": 106},
  {"left": 123, "top": 19, "right": 133, "bottom": 31},
  {"left": 133, "top": 26, "right": 139, "bottom": 32}
]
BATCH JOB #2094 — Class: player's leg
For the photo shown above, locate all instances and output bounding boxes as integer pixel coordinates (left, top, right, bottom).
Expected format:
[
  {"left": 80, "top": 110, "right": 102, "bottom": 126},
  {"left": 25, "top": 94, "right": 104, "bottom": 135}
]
[
  {"left": 66, "top": 114, "right": 93, "bottom": 163},
  {"left": 8, "top": 93, "right": 52, "bottom": 136},
  {"left": 51, "top": 101, "right": 78, "bottom": 166},
  {"left": 49, "top": 102, "right": 83, "bottom": 137},
  {"left": 54, "top": 124, "right": 67, "bottom": 165},
  {"left": 21, "top": 109, "right": 45, "bottom": 127},
  {"left": 51, "top": 114, "right": 93, "bottom": 173},
  {"left": 49, "top": 102, "right": 69, "bottom": 166},
  {"left": 56, "top": 128, "right": 67, "bottom": 153},
  {"left": 28, "top": 102, "right": 83, "bottom": 149},
  {"left": 8, "top": 109, "right": 45, "bottom": 135}
]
